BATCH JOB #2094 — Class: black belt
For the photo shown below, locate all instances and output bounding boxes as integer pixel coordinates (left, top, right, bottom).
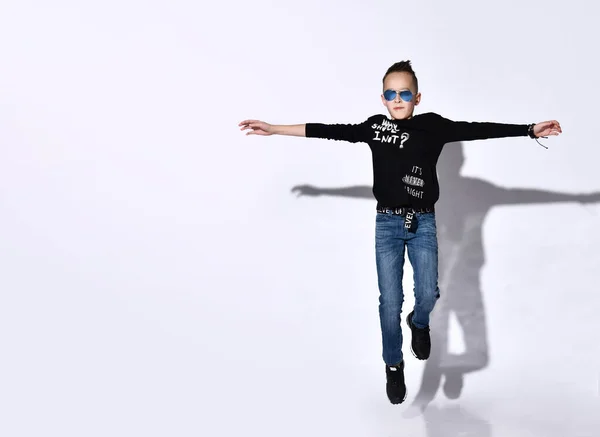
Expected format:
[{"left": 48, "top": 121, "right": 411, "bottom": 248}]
[{"left": 376, "top": 206, "right": 435, "bottom": 216}]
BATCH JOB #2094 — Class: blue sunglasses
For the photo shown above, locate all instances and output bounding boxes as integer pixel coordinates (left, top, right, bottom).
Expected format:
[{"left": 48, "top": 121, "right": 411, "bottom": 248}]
[{"left": 383, "top": 89, "right": 414, "bottom": 102}]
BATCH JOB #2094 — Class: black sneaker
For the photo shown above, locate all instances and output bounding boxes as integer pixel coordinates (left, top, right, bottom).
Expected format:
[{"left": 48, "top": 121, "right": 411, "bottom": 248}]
[
  {"left": 406, "top": 311, "right": 431, "bottom": 360},
  {"left": 385, "top": 361, "right": 407, "bottom": 404}
]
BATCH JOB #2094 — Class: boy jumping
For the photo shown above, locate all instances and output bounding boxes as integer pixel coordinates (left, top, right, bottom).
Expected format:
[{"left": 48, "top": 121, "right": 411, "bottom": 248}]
[{"left": 238, "top": 60, "right": 562, "bottom": 404}]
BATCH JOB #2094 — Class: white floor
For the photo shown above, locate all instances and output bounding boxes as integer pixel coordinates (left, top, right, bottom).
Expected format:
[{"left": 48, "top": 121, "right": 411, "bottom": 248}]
[{"left": 2, "top": 192, "right": 599, "bottom": 436}]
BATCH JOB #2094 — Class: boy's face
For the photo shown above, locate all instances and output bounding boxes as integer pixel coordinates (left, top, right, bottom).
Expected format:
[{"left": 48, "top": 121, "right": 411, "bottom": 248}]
[{"left": 381, "top": 72, "right": 421, "bottom": 120}]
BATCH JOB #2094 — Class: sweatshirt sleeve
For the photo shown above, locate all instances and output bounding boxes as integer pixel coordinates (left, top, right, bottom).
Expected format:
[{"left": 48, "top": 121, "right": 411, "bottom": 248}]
[
  {"left": 433, "top": 114, "right": 529, "bottom": 143},
  {"left": 305, "top": 117, "right": 373, "bottom": 144}
]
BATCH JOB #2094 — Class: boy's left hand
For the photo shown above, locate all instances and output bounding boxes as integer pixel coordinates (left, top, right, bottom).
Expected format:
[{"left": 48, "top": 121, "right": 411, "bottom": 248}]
[{"left": 534, "top": 120, "right": 562, "bottom": 137}]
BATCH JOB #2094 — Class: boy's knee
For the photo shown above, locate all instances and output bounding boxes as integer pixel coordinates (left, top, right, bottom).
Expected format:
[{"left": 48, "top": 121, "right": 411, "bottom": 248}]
[{"left": 379, "top": 294, "right": 404, "bottom": 308}]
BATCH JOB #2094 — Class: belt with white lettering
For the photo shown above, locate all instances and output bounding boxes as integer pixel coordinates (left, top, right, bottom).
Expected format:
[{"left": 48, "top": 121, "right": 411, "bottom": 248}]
[{"left": 376, "top": 206, "right": 435, "bottom": 216}]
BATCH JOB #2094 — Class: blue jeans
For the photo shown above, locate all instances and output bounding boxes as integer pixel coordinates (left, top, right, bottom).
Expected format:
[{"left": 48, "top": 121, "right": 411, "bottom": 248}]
[{"left": 375, "top": 211, "right": 440, "bottom": 365}]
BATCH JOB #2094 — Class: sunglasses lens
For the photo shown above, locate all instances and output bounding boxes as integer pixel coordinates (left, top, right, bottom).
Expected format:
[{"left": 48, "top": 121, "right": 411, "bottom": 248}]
[
  {"left": 399, "top": 90, "right": 413, "bottom": 102},
  {"left": 383, "top": 90, "right": 396, "bottom": 101}
]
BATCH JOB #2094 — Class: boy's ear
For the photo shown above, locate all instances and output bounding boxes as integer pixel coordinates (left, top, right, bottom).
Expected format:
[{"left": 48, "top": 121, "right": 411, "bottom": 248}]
[{"left": 414, "top": 92, "right": 421, "bottom": 106}]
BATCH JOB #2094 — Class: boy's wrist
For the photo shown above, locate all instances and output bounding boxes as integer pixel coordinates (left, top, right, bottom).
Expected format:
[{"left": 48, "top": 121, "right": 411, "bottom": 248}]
[{"left": 527, "top": 123, "right": 537, "bottom": 138}]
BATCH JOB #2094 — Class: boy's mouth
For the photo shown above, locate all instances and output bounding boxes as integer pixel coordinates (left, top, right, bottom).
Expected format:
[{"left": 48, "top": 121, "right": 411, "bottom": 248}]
[{"left": 394, "top": 107, "right": 404, "bottom": 110}]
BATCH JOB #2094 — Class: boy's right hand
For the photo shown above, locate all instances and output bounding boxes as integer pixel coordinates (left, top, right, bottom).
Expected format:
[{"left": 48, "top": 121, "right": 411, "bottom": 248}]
[{"left": 239, "top": 120, "right": 273, "bottom": 136}]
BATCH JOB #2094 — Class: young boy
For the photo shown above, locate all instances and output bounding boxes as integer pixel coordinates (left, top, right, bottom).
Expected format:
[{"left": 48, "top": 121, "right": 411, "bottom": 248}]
[{"left": 238, "top": 60, "right": 562, "bottom": 405}]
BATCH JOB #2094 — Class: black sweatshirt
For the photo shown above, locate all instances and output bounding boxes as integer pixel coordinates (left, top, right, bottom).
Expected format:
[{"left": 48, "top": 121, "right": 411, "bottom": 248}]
[{"left": 305, "top": 112, "right": 529, "bottom": 209}]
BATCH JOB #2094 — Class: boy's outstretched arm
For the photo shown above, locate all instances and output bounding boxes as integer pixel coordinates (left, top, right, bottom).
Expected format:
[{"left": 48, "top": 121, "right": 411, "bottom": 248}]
[
  {"left": 239, "top": 117, "right": 372, "bottom": 143},
  {"left": 438, "top": 115, "right": 562, "bottom": 143},
  {"left": 291, "top": 184, "right": 373, "bottom": 199},
  {"left": 239, "top": 120, "right": 305, "bottom": 137}
]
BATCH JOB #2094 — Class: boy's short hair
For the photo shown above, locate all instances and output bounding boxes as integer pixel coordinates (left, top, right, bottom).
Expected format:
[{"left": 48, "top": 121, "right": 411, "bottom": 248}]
[{"left": 383, "top": 60, "right": 419, "bottom": 92}]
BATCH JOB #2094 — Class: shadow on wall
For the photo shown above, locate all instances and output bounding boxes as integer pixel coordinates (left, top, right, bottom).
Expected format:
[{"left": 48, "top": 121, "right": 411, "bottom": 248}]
[{"left": 290, "top": 141, "right": 600, "bottom": 411}]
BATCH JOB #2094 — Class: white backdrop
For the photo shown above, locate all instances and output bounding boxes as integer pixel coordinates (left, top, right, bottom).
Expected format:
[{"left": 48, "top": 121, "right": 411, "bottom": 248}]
[{"left": 1, "top": 1, "right": 599, "bottom": 436}]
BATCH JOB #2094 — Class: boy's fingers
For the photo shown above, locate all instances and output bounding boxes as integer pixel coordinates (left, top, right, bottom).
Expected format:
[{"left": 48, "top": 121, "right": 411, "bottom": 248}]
[{"left": 239, "top": 119, "right": 257, "bottom": 126}]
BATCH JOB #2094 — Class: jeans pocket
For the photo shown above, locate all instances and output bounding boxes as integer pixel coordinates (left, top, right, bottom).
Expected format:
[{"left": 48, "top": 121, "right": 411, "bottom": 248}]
[{"left": 376, "top": 213, "right": 394, "bottom": 239}]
